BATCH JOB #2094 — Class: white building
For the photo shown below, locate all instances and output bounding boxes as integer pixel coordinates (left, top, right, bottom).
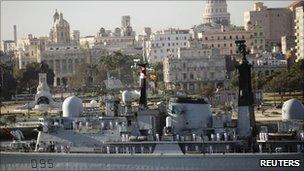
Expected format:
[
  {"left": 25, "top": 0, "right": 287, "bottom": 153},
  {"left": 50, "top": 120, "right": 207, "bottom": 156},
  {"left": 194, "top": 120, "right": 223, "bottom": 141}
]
[
  {"left": 202, "top": 0, "right": 230, "bottom": 26},
  {"left": 163, "top": 41, "right": 226, "bottom": 92},
  {"left": 145, "top": 28, "right": 192, "bottom": 63},
  {"left": 1, "top": 40, "right": 16, "bottom": 53},
  {"left": 295, "top": 6, "right": 304, "bottom": 61},
  {"left": 93, "top": 16, "right": 140, "bottom": 56},
  {"left": 16, "top": 34, "right": 49, "bottom": 69}
]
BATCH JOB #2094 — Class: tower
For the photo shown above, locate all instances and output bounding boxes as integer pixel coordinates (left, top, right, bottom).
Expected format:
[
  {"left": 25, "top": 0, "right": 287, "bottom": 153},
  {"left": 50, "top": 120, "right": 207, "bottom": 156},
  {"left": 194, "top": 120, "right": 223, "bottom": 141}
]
[
  {"left": 202, "top": 0, "right": 230, "bottom": 26},
  {"left": 49, "top": 10, "right": 70, "bottom": 43},
  {"left": 235, "top": 40, "right": 255, "bottom": 139},
  {"left": 13, "top": 25, "right": 17, "bottom": 45},
  {"left": 121, "top": 16, "right": 131, "bottom": 28}
]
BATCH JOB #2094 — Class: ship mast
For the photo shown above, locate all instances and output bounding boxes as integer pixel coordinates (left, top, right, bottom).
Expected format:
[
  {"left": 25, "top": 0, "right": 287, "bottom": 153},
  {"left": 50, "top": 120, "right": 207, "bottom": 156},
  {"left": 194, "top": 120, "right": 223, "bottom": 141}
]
[{"left": 235, "top": 40, "right": 256, "bottom": 139}]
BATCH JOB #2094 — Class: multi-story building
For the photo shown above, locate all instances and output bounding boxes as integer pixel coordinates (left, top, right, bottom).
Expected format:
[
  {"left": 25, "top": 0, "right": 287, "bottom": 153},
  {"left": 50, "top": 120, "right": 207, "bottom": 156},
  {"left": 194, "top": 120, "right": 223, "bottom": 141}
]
[
  {"left": 163, "top": 41, "right": 226, "bottom": 92},
  {"left": 145, "top": 28, "right": 192, "bottom": 63},
  {"left": 247, "top": 52, "right": 287, "bottom": 76},
  {"left": 16, "top": 34, "right": 49, "bottom": 69},
  {"left": 93, "top": 16, "right": 140, "bottom": 56},
  {"left": 244, "top": 2, "right": 294, "bottom": 49},
  {"left": 202, "top": 0, "right": 230, "bottom": 26},
  {"left": 197, "top": 24, "right": 265, "bottom": 55},
  {"left": 39, "top": 11, "right": 89, "bottom": 86},
  {"left": 281, "top": 35, "right": 296, "bottom": 55},
  {"left": 295, "top": 6, "right": 304, "bottom": 61},
  {"left": 1, "top": 40, "right": 16, "bottom": 53}
]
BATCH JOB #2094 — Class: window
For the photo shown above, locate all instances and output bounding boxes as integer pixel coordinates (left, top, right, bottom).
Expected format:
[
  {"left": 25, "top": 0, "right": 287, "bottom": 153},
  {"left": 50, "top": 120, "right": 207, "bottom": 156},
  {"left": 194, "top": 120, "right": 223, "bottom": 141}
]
[
  {"left": 205, "top": 37, "right": 208, "bottom": 40},
  {"left": 183, "top": 73, "right": 187, "bottom": 79},
  {"left": 218, "top": 44, "right": 220, "bottom": 47},
  {"left": 168, "top": 43, "right": 170, "bottom": 46},
  {"left": 224, "top": 44, "right": 226, "bottom": 47},
  {"left": 223, "top": 36, "right": 226, "bottom": 40},
  {"left": 242, "top": 35, "right": 245, "bottom": 39},
  {"left": 190, "top": 74, "right": 194, "bottom": 79},
  {"left": 230, "top": 43, "right": 232, "bottom": 47},
  {"left": 184, "top": 42, "right": 186, "bottom": 46},
  {"left": 236, "top": 35, "right": 239, "bottom": 39},
  {"left": 176, "top": 37, "right": 178, "bottom": 40},
  {"left": 212, "top": 44, "right": 214, "bottom": 47},
  {"left": 230, "top": 36, "right": 232, "bottom": 39},
  {"left": 168, "top": 37, "right": 170, "bottom": 40}
]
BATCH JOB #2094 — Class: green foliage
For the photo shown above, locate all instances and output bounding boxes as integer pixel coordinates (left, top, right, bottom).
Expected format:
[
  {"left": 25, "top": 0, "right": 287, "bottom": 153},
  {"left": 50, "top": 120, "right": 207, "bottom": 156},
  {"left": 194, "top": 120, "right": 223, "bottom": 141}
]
[
  {"left": 99, "top": 51, "right": 138, "bottom": 84},
  {"left": 14, "top": 62, "right": 54, "bottom": 93},
  {"left": 200, "top": 83, "right": 215, "bottom": 99},
  {"left": 265, "top": 59, "right": 304, "bottom": 93}
]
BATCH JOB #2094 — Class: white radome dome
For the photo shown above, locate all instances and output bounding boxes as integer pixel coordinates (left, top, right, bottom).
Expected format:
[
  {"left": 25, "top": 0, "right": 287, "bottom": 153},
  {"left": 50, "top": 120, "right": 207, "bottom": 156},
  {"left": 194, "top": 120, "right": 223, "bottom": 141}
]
[
  {"left": 282, "top": 99, "right": 304, "bottom": 121},
  {"left": 90, "top": 100, "right": 98, "bottom": 107},
  {"left": 62, "top": 96, "right": 83, "bottom": 118}
]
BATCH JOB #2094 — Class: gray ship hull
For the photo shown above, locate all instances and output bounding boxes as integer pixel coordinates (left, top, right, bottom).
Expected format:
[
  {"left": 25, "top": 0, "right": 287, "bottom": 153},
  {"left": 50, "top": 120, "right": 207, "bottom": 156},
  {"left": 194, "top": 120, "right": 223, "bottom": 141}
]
[{"left": 1, "top": 152, "right": 303, "bottom": 171}]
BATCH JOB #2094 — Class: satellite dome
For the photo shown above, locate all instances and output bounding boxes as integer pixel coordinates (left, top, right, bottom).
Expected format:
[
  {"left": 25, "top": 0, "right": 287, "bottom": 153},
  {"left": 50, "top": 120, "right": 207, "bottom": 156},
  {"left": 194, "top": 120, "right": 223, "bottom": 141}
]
[
  {"left": 90, "top": 100, "right": 98, "bottom": 107},
  {"left": 62, "top": 96, "right": 83, "bottom": 118},
  {"left": 282, "top": 99, "right": 304, "bottom": 121}
]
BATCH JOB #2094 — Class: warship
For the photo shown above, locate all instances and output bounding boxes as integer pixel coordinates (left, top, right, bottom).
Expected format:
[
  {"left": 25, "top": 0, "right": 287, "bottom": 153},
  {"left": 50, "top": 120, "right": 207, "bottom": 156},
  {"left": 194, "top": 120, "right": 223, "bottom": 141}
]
[{"left": 0, "top": 41, "right": 303, "bottom": 171}]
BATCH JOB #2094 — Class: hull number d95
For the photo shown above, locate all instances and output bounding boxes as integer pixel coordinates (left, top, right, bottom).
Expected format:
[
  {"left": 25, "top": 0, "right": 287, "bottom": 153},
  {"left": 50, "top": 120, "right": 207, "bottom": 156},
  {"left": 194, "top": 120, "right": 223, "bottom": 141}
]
[{"left": 31, "top": 159, "right": 54, "bottom": 168}]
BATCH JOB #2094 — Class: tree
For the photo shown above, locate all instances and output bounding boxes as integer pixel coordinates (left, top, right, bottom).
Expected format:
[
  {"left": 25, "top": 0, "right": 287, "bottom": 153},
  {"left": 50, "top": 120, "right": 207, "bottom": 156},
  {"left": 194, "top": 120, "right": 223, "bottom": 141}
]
[
  {"left": 99, "top": 51, "right": 137, "bottom": 85},
  {"left": 201, "top": 83, "right": 215, "bottom": 100},
  {"left": 14, "top": 62, "right": 54, "bottom": 93},
  {"left": 0, "top": 52, "right": 17, "bottom": 100}
]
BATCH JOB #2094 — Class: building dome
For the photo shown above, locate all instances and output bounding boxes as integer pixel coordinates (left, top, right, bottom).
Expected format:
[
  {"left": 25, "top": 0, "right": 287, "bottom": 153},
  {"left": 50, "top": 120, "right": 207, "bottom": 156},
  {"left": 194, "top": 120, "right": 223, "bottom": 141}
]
[
  {"left": 90, "top": 100, "right": 98, "bottom": 107},
  {"left": 282, "top": 99, "right": 304, "bottom": 121},
  {"left": 62, "top": 96, "right": 83, "bottom": 118},
  {"left": 54, "top": 14, "right": 70, "bottom": 28}
]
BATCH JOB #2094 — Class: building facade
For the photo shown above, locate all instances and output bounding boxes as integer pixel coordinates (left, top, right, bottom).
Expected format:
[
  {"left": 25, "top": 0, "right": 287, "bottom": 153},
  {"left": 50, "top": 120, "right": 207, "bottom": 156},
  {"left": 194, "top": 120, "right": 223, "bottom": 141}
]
[
  {"left": 1, "top": 40, "right": 16, "bottom": 53},
  {"left": 39, "top": 11, "right": 89, "bottom": 86},
  {"left": 281, "top": 35, "right": 296, "bottom": 55},
  {"left": 244, "top": 2, "right": 294, "bottom": 49},
  {"left": 197, "top": 24, "right": 265, "bottom": 55},
  {"left": 93, "top": 16, "right": 140, "bottom": 56},
  {"left": 145, "top": 28, "right": 192, "bottom": 63},
  {"left": 247, "top": 52, "right": 287, "bottom": 76},
  {"left": 202, "top": 0, "right": 230, "bottom": 26},
  {"left": 295, "top": 6, "right": 304, "bottom": 61},
  {"left": 163, "top": 41, "right": 226, "bottom": 92}
]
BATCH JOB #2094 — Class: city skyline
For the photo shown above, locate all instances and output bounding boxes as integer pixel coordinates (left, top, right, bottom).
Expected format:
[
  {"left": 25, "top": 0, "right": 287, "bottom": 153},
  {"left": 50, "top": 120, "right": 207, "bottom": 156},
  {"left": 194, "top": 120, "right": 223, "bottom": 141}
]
[{"left": 1, "top": 0, "right": 293, "bottom": 41}]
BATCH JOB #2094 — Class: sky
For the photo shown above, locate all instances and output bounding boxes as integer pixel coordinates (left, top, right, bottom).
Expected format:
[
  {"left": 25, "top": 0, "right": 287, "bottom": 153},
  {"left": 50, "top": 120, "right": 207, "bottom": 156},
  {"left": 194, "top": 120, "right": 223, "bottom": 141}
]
[{"left": 0, "top": 0, "right": 294, "bottom": 41}]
